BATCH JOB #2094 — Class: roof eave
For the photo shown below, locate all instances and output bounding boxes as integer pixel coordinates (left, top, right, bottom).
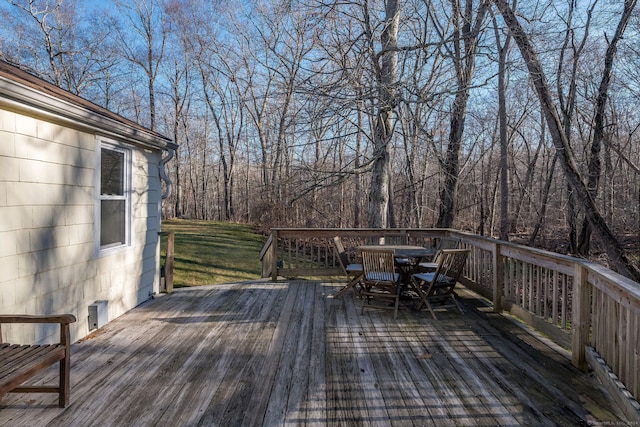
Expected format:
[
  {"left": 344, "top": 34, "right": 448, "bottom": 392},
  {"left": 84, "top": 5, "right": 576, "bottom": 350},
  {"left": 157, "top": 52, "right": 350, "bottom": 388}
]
[{"left": 0, "top": 75, "right": 177, "bottom": 151}]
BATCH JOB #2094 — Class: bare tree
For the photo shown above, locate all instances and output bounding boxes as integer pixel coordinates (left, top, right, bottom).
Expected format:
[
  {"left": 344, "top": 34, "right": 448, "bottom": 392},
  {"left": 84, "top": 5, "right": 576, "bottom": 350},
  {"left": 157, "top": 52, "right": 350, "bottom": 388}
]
[
  {"left": 160, "top": 6, "right": 184, "bottom": 218},
  {"left": 292, "top": 3, "right": 374, "bottom": 227},
  {"left": 434, "top": 0, "right": 490, "bottom": 228},
  {"left": 114, "top": 0, "right": 167, "bottom": 131},
  {"left": 552, "top": 1, "right": 598, "bottom": 252},
  {"left": 494, "top": 0, "right": 640, "bottom": 281},
  {"left": 491, "top": 4, "right": 513, "bottom": 240},
  {"left": 0, "top": 0, "right": 117, "bottom": 97},
  {"left": 366, "top": 0, "right": 401, "bottom": 228},
  {"left": 577, "top": 0, "right": 638, "bottom": 254}
]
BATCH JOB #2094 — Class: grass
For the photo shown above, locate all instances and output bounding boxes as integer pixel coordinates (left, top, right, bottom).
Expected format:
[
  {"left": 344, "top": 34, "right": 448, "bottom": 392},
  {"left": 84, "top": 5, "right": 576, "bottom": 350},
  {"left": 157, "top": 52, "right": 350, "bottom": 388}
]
[{"left": 160, "top": 219, "right": 267, "bottom": 287}]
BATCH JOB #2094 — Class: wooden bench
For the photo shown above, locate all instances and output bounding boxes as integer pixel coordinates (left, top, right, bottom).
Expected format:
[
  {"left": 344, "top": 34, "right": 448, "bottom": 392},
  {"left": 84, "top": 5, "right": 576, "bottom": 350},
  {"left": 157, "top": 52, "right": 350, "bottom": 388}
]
[{"left": 0, "top": 314, "right": 76, "bottom": 408}]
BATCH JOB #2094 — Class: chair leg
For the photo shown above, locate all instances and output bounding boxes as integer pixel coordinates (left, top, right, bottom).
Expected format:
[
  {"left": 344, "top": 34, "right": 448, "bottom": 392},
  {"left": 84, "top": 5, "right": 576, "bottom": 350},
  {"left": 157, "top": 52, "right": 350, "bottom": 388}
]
[
  {"left": 333, "top": 272, "right": 364, "bottom": 298},
  {"left": 360, "top": 288, "right": 399, "bottom": 318},
  {"left": 409, "top": 279, "right": 426, "bottom": 309},
  {"left": 361, "top": 291, "right": 368, "bottom": 315},
  {"left": 360, "top": 292, "right": 377, "bottom": 315},
  {"left": 410, "top": 279, "right": 439, "bottom": 320},
  {"left": 353, "top": 275, "right": 364, "bottom": 298},
  {"left": 424, "top": 300, "right": 438, "bottom": 320},
  {"left": 449, "top": 293, "right": 464, "bottom": 314},
  {"left": 393, "top": 294, "right": 399, "bottom": 319}
]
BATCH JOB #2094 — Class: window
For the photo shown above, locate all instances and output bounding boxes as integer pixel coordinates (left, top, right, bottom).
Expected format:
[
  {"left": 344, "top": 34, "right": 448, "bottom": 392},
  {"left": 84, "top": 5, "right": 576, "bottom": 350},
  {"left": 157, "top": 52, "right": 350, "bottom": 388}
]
[{"left": 96, "top": 140, "right": 131, "bottom": 252}]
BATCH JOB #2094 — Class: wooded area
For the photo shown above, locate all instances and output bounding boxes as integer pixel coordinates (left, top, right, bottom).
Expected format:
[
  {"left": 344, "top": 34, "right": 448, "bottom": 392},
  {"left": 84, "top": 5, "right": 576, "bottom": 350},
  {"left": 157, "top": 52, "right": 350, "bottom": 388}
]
[{"left": 2, "top": 0, "right": 640, "bottom": 278}]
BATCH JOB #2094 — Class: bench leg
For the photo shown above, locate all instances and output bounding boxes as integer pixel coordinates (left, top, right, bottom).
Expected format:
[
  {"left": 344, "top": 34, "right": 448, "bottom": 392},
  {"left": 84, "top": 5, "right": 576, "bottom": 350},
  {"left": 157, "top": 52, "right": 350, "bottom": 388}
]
[
  {"left": 59, "top": 321, "right": 72, "bottom": 407},
  {"left": 59, "top": 356, "right": 70, "bottom": 407}
]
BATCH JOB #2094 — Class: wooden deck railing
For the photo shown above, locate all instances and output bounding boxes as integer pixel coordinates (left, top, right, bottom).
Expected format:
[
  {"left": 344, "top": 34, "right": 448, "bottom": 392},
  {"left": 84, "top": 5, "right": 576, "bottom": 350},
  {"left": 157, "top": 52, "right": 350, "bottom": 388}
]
[
  {"left": 260, "top": 228, "right": 640, "bottom": 417},
  {"left": 159, "top": 231, "right": 175, "bottom": 293}
]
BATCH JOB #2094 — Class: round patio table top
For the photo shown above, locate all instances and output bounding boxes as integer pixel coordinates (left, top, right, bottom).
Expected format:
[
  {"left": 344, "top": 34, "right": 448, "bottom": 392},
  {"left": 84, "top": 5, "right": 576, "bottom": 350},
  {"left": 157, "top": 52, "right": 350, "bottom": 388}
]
[{"left": 358, "top": 245, "right": 434, "bottom": 259}]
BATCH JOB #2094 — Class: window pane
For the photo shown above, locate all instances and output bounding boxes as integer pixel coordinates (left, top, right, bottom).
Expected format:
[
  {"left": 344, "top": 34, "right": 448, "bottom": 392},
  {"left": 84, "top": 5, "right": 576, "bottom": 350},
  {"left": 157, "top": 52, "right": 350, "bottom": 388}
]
[
  {"left": 101, "top": 149, "right": 124, "bottom": 195},
  {"left": 101, "top": 200, "right": 125, "bottom": 247}
]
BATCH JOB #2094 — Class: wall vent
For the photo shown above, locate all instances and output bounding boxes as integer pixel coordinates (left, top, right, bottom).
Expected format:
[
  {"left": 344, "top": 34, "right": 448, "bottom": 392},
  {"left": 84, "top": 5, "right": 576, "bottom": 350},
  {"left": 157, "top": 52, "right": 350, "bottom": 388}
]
[{"left": 88, "top": 300, "right": 108, "bottom": 330}]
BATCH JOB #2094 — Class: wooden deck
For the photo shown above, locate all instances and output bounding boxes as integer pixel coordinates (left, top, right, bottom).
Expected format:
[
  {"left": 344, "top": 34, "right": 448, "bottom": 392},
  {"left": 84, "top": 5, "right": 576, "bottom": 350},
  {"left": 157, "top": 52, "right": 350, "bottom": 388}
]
[{"left": 0, "top": 281, "right": 629, "bottom": 426}]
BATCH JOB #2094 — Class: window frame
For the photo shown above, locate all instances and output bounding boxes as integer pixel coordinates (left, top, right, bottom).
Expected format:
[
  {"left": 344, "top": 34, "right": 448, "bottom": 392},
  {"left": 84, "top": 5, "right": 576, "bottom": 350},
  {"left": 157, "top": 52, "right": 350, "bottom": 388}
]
[{"left": 94, "top": 138, "right": 133, "bottom": 256}]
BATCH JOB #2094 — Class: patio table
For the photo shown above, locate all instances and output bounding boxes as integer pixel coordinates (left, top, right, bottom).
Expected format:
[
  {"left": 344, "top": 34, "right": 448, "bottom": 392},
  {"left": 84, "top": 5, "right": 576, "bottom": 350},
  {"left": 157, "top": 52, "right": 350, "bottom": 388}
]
[
  {"left": 358, "top": 245, "right": 434, "bottom": 260},
  {"left": 358, "top": 245, "right": 435, "bottom": 284}
]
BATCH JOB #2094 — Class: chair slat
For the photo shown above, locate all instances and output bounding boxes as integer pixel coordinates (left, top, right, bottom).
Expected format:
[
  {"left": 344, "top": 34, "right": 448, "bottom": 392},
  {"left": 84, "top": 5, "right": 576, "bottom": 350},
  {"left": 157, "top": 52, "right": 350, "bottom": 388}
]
[{"left": 360, "top": 248, "right": 401, "bottom": 319}]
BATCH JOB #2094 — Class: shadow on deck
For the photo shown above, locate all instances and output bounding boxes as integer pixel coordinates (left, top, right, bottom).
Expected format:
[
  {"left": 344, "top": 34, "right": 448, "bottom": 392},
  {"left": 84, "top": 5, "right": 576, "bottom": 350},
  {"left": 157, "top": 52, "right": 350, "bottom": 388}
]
[{"left": 0, "top": 281, "right": 629, "bottom": 426}]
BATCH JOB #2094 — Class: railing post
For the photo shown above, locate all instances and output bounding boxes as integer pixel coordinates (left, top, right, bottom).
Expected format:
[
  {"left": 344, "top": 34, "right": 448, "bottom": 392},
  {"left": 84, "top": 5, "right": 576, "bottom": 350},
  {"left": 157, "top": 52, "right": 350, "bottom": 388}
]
[
  {"left": 493, "top": 242, "right": 503, "bottom": 313},
  {"left": 271, "top": 229, "right": 279, "bottom": 282},
  {"left": 572, "top": 263, "right": 590, "bottom": 371},
  {"left": 165, "top": 231, "right": 174, "bottom": 294},
  {"left": 159, "top": 231, "right": 174, "bottom": 294}
]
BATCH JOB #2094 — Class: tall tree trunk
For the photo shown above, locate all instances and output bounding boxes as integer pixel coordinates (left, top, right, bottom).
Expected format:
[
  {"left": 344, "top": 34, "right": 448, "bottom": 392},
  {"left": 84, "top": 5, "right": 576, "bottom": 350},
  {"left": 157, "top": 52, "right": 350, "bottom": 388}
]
[
  {"left": 355, "top": 100, "right": 364, "bottom": 228},
  {"left": 478, "top": 162, "right": 486, "bottom": 235},
  {"left": 528, "top": 152, "right": 556, "bottom": 246},
  {"left": 437, "top": 93, "right": 466, "bottom": 228},
  {"left": 436, "top": 0, "right": 489, "bottom": 228},
  {"left": 577, "top": 0, "right": 638, "bottom": 254},
  {"left": 512, "top": 121, "right": 543, "bottom": 234},
  {"left": 172, "top": 110, "right": 181, "bottom": 219},
  {"left": 116, "top": 0, "right": 166, "bottom": 131},
  {"left": 567, "top": 183, "right": 577, "bottom": 253},
  {"left": 495, "top": 0, "right": 640, "bottom": 281},
  {"left": 387, "top": 168, "right": 397, "bottom": 228},
  {"left": 174, "top": 149, "right": 182, "bottom": 218},
  {"left": 400, "top": 105, "right": 421, "bottom": 227},
  {"left": 553, "top": 0, "right": 594, "bottom": 253},
  {"left": 367, "top": 0, "right": 400, "bottom": 228},
  {"left": 493, "top": 8, "right": 513, "bottom": 240},
  {"left": 169, "top": 58, "right": 188, "bottom": 219}
]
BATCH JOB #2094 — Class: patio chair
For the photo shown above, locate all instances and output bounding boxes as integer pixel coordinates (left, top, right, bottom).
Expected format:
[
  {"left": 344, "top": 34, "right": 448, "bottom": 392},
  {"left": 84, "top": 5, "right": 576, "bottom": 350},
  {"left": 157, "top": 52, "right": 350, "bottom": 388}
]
[
  {"left": 360, "top": 248, "right": 401, "bottom": 319},
  {"left": 382, "top": 232, "right": 408, "bottom": 245},
  {"left": 417, "top": 237, "right": 461, "bottom": 272},
  {"left": 410, "top": 249, "right": 469, "bottom": 320},
  {"left": 331, "top": 236, "right": 364, "bottom": 298}
]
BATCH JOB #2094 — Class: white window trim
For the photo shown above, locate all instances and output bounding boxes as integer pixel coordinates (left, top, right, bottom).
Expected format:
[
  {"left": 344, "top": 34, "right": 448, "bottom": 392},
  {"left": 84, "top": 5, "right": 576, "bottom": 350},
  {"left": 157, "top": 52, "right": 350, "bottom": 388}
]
[{"left": 94, "top": 137, "right": 133, "bottom": 257}]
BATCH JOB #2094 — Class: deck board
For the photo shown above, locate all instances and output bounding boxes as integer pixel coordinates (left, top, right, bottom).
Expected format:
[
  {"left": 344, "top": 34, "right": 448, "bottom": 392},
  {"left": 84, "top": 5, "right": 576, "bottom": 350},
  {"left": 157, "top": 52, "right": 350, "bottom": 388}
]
[{"left": 0, "top": 280, "right": 630, "bottom": 426}]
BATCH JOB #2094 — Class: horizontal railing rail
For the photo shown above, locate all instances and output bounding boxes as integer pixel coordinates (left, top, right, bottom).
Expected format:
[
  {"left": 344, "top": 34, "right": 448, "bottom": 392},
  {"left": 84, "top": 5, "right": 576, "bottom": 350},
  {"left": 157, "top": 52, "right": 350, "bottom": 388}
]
[{"left": 259, "top": 228, "right": 640, "bottom": 418}]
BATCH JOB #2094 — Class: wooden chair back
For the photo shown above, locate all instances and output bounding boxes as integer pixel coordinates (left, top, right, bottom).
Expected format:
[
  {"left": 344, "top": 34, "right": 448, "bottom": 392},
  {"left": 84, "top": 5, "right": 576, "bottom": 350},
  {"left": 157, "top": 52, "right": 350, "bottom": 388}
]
[
  {"left": 382, "top": 232, "right": 408, "bottom": 246},
  {"left": 360, "top": 248, "right": 397, "bottom": 283},
  {"left": 439, "top": 237, "right": 461, "bottom": 251},
  {"left": 418, "top": 238, "right": 461, "bottom": 271},
  {"left": 432, "top": 238, "right": 460, "bottom": 261},
  {"left": 332, "top": 236, "right": 350, "bottom": 274},
  {"left": 432, "top": 249, "right": 468, "bottom": 285},
  {"left": 412, "top": 249, "right": 469, "bottom": 319},
  {"left": 331, "top": 236, "right": 365, "bottom": 298},
  {"left": 360, "top": 248, "right": 401, "bottom": 318}
]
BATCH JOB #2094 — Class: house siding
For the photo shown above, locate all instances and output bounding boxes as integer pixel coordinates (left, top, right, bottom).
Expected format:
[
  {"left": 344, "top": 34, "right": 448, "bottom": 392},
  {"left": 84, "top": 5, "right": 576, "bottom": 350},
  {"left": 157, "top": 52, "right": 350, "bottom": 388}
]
[{"left": 0, "top": 107, "right": 164, "bottom": 344}]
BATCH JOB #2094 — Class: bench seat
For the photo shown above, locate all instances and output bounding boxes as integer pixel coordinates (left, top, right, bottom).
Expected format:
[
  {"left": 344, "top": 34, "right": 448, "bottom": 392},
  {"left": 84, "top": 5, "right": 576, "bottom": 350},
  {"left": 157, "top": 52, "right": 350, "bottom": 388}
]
[{"left": 0, "top": 315, "right": 76, "bottom": 408}]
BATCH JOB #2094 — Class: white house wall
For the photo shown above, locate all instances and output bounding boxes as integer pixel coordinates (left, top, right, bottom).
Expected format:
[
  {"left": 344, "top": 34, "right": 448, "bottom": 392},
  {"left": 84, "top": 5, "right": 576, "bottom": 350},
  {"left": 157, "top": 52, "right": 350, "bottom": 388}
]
[{"left": 0, "top": 107, "right": 162, "bottom": 345}]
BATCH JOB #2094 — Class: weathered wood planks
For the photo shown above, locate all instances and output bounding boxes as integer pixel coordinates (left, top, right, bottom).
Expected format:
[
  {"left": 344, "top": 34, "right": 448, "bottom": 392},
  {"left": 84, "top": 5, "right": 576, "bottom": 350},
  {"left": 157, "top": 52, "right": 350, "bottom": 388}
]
[{"left": 0, "top": 281, "right": 630, "bottom": 426}]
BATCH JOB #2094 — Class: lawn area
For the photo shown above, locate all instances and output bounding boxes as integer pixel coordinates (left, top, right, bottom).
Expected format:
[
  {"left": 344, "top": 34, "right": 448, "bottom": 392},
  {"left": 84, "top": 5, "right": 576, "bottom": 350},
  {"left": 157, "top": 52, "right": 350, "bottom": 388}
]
[{"left": 160, "top": 219, "right": 267, "bottom": 287}]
